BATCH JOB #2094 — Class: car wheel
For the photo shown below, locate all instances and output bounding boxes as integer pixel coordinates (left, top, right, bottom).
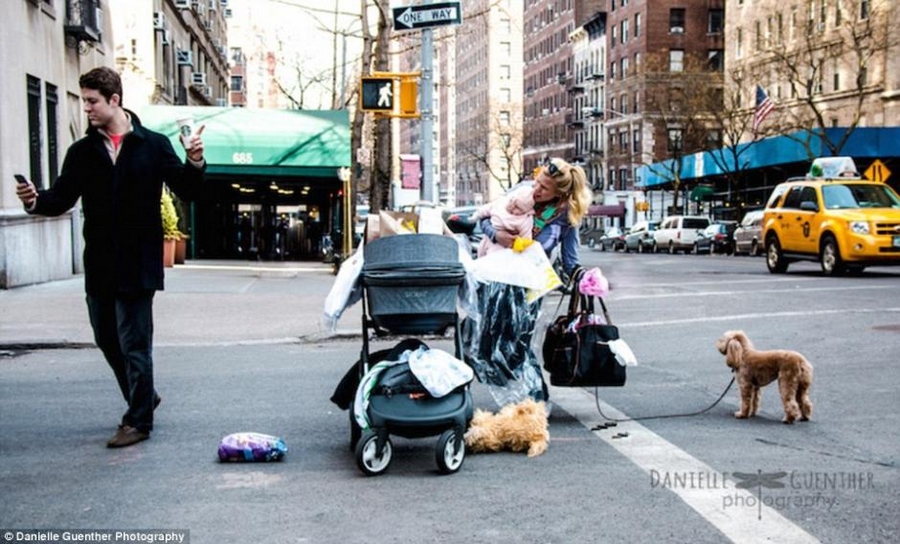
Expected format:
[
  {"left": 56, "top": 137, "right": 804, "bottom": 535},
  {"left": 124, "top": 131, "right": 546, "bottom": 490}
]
[
  {"left": 766, "top": 235, "right": 788, "bottom": 273},
  {"left": 588, "top": 239, "right": 596, "bottom": 249},
  {"left": 637, "top": 242, "right": 645, "bottom": 254},
  {"left": 668, "top": 241, "right": 675, "bottom": 254},
  {"left": 820, "top": 235, "right": 847, "bottom": 276},
  {"left": 750, "top": 240, "right": 760, "bottom": 256}
]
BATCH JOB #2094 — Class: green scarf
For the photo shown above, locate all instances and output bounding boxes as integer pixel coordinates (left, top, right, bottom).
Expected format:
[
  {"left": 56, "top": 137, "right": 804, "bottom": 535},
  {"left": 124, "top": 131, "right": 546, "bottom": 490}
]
[{"left": 532, "top": 202, "right": 562, "bottom": 237}]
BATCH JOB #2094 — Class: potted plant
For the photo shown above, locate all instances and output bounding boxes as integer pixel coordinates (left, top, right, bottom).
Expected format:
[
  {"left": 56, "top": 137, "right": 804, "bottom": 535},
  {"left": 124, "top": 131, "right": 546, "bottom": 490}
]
[{"left": 160, "top": 188, "right": 182, "bottom": 267}]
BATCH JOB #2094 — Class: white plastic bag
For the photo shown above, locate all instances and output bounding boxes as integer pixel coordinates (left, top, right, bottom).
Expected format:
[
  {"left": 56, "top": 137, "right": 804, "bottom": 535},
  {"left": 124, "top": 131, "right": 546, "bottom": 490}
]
[
  {"left": 322, "top": 243, "right": 365, "bottom": 331},
  {"left": 469, "top": 242, "right": 561, "bottom": 301},
  {"left": 407, "top": 347, "right": 474, "bottom": 398}
]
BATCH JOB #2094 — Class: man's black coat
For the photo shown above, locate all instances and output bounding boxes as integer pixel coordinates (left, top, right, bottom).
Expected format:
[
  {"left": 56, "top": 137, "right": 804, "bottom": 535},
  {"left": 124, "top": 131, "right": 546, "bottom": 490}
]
[{"left": 30, "top": 111, "right": 206, "bottom": 296}]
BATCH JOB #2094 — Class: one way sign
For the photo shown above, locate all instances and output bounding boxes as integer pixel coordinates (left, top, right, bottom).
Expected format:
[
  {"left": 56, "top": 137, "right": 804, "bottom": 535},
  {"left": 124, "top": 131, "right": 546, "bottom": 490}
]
[{"left": 392, "top": 2, "right": 463, "bottom": 31}]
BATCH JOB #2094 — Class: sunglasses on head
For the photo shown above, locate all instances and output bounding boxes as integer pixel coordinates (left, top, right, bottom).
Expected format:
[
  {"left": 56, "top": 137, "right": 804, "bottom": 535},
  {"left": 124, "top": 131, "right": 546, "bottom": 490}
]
[{"left": 544, "top": 159, "right": 565, "bottom": 178}]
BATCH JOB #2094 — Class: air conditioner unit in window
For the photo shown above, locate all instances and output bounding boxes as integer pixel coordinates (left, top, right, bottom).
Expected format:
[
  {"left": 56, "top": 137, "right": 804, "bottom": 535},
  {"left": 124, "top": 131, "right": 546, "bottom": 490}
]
[
  {"left": 671, "top": 26, "right": 684, "bottom": 34},
  {"left": 220, "top": 0, "right": 229, "bottom": 6},
  {"left": 153, "top": 12, "right": 165, "bottom": 30},
  {"left": 174, "top": 0, "right": 190, "bottom": 9},
  {"left": 224, "top": 8, "right": 232, "bottom": 18},
  {"left": 162, "top": 30, "right": 171, "bottom": 45},
  {"left": 191, "top": 72, "right": 208, "bottom": 86},
  {"left": 208, "top": 0, "right": 217, "bottom": 11},
  {"left": 176, "top": 50, "right": 193, "bottom": 66}
]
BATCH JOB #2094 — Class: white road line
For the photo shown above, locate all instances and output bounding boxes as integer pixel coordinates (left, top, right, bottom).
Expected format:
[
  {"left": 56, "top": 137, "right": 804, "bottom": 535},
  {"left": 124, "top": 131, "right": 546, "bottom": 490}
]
[
  {"left": 612, "top": 284, "right": 898, "bottom": 301},
  {"left": 178, "top": 264, "right": 324, "bottom": 273},
  {"left": 619, "top": 307, "right": 900, "bottom": 329},
  {"left": 551, "top": 387, "right": 821, "bottom": 544}
]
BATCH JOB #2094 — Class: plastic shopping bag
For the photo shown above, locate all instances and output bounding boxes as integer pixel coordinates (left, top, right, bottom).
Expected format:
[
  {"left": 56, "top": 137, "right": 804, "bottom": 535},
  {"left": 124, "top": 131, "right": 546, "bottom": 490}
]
[{"left": 322, "top": 243, "right": 365, "bottom": 331}]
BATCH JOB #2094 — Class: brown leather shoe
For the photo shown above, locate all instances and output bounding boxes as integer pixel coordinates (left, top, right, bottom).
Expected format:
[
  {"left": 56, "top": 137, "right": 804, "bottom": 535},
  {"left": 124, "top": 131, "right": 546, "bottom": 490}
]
[{"left": 107, "top": 425, "right": 150, "bottom": 448}]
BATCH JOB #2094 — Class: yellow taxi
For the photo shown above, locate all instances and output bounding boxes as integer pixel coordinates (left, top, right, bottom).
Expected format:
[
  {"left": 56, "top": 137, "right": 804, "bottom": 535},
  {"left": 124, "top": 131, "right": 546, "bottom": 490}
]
[{"left": 762, "top": 157, "right": 900, "bottom": 275}]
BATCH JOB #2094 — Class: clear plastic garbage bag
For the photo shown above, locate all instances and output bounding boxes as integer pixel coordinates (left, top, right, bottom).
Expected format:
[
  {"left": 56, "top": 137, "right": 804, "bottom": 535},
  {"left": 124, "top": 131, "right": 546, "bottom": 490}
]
[{"left": 461, "top": 281, "right": 546, "bottom": 406}]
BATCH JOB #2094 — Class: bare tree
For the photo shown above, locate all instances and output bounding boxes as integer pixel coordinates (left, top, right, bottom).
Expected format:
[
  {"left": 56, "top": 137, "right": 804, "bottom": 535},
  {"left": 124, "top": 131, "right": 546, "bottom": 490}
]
[
  {"left": 752, "top": 0, "right": 897, "bottom": 157},
  {"left": 641, "top": 54, "right": 722, "bottom": 213},
  {"left": 457, "top": 103, "right": 524, "bottom": 192}
]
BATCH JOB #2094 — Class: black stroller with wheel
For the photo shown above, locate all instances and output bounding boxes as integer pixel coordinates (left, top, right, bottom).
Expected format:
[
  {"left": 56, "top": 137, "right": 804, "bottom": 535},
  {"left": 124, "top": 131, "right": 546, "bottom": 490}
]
[{"left": 349, "top": 233, "right": 474, "bottom": 476}]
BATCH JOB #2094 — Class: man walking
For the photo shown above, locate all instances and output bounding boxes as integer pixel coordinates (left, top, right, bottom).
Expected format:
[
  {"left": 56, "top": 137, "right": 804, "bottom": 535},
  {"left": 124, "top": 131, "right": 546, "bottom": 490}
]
[{"left": 15, "top": 67, "right": 207, "bottom": 448}]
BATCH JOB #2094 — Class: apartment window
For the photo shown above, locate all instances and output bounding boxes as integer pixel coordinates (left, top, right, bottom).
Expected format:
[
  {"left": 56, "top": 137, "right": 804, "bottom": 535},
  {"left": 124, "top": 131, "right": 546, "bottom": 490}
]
[
  {"left": 621, "top": 57, "right": 628, "bottom": 78},
  {"left": 45, "top": 83, "right": 59, "bottom": 182},
  {"left": 634, "top": 51, "right": 641, "bottom": 68},
  {"left": 669, "top": 49, "right": 684, "bottom": 72},
  {"left": 618, "top": 168, "right": 628, "bottom": 189},
  {"left": 500, "top": 41, "right": 511, "bottom": 56},
  {"left": 708, "top": 49, "right": 724, "bottom": 71},
  {"left": 835, "top": 0, "right": 843, "bottom": 25},
  {"left": 620, "top": 93, "right": 627, "bottom": 114},
  {"left": 859, "top": 66, "right": 867, "bottom": 87},
  {"left": 500, "top": 64, "right": 510, "bottom": 80},
  {"left": 737, "top": 28, "right": 744, "bottom": 58},
  {"left": 501, "top": 87, "right": 511, "bottom": 102},
  {"left": 499, "top": 111, "right": 510, "bottom": 126},
  {"left": 634, "top": 13, "right": 641, "bottom": 38},
  {"left": 633, "top": 90, "right": 640, "bottom": 113},
  {"left": 230, "top": 75, "right": 243, "bottom": 91},
  {"left": 27, "top": 75, "right": 42, "bottom": 187},
  {"left": 860, "top": 0, "right": 869, "bottom": 19},
  {"left": 621, "top": 19, "right": 629, "bottom": 42},
  {"left": 670, "top": 8, "right": 685, "bottom": 33},
  {"left": 755, "top": 21, "right": 762, "bottom": 51},
  {"left": 709, "top": 9, "right": 724, "bottom": 34},
  {"left": 668, "top": 129, "right": 683, "bottom": 152},
  {"left": 611, "top": 25, "right": 617, "bottom": 47},
  {"left": 619, "top": 132, "right": 628, "bottom": 152},
  {"left": 834, "top": 71, "right": 840, "bottom": 92},
  {"left": 633, "top": 129, "right": 640, "bottom": 153},
  {"left": 790, "top": 9, "right": 798, "bottom": 41}
]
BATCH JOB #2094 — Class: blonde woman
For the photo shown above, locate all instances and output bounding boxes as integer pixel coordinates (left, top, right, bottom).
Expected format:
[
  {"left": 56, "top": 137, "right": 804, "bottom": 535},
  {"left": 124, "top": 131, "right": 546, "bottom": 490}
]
[{"left": 465, "top": 158, "right": 592, "bottom": 404}]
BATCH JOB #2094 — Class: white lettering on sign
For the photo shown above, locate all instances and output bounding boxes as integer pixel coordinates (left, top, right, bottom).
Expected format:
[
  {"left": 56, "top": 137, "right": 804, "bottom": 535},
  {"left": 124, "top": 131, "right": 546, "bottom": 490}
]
[{"left": 232, "top": 152, "right": 254, "bottom": 164}]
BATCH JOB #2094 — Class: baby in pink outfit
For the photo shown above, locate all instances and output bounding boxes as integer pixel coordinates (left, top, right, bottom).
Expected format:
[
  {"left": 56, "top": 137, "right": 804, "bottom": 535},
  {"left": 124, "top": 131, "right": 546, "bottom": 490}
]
[{"left": 472, "top": 190, "right": 535, "bottom": 257}]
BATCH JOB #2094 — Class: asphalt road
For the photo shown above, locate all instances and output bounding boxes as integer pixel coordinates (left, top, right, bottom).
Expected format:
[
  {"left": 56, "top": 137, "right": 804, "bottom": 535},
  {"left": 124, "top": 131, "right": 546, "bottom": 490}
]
[{"left": 1, "top": 251, "right": 898, "bottom": 543}]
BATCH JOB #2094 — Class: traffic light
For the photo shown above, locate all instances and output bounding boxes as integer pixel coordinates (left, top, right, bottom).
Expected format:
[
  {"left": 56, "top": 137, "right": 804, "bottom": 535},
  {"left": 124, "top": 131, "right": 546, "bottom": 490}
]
[
  {"left": 360, "top": 77, "right": 394, "bottom": 112},
  {"left": 399, "top": 79, "right": 418, "bottom": 115}
]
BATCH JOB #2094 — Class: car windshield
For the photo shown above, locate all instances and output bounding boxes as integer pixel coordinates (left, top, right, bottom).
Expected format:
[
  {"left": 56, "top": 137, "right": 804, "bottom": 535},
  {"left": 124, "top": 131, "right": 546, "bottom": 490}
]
[{"left": 822, "top": 184, "right": 900, "bottom": 209}]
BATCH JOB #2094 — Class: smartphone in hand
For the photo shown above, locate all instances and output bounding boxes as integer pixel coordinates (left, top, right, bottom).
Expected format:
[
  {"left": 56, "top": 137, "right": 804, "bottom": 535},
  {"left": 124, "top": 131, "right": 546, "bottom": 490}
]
[{"left": 14, "top": 174, "right": 29, "bottom": 186}]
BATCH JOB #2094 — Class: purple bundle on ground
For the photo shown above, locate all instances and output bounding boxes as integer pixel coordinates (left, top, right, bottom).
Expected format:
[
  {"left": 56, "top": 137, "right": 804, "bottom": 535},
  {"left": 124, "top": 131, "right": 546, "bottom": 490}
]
[{"left": 217, "top": 432, "right": 288, "bottom": 462}]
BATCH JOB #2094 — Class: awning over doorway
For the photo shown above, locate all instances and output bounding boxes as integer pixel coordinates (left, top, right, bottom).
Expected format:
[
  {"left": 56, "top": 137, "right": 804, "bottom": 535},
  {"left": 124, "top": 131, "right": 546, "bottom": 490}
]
[
  {"left": 135, "top": 106, "right": 351, "bottom": 178},
  {"left": 689, "top": 185, "right": 715, "bottom": 202},
  {"left": 587, "top": 202, "right": 625, "bottom": 217}
]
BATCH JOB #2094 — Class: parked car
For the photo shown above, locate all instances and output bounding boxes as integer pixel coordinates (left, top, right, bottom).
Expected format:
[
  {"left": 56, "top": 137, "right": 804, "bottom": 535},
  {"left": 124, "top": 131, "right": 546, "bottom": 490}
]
[
  {"left": 733, "top": 210, "right": 765, "bottom": 256},
  {"left": 763, "top": 156, "right": 900, "bottom": 276},
  {"left": 624, "top": 220, "right": 660, "bottom": 253},
  {"left": 693, "top": 221, "right": 738, "bottom": 254},
  {"left": 652, "top": 215, "right": 711, "bottom": 253},
  {"left": 598, "top": 226, "right": 627, "bottom": 251}
]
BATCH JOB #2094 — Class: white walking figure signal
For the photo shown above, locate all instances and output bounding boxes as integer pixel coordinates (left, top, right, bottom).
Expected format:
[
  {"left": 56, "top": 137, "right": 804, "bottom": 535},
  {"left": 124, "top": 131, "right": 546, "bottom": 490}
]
[{"left": 378, "top": 83, "right": 393, "bottom": 108}]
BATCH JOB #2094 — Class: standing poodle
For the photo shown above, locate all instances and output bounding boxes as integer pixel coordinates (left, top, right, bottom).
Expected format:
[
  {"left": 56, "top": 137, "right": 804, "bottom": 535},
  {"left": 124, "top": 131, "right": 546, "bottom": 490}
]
[{"left": 715, "top": 330, "right": 813, "bottom": 424}]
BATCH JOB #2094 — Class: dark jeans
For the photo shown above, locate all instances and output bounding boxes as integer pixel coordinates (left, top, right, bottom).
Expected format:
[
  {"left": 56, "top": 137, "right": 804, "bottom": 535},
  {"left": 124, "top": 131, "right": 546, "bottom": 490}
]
[{"left": 87, "top": 291, "right": 156, "bottom": 433}]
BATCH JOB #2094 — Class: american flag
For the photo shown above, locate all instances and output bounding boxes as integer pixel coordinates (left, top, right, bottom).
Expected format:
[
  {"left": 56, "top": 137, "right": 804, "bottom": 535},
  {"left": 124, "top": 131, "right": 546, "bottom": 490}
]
[{"left": 753, "top": 85, "right": 775, "bottom": 132}]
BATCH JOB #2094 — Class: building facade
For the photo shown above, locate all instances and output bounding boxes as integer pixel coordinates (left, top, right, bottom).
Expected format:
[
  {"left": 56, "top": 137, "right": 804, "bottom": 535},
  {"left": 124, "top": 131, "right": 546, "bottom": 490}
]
[{"left": 1, "top": 0, "right": 114, "bottom": 288}]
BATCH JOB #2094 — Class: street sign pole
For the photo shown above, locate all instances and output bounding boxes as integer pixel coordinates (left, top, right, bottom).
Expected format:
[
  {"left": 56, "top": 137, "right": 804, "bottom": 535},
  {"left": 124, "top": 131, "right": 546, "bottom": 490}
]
[{"left": 421, "top": 16, "right": 434, "bottom": 203}]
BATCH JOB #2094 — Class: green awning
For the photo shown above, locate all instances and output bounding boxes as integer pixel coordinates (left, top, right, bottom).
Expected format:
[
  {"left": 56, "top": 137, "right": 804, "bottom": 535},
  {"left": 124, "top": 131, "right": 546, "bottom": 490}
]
[
  {"left": 135, "top": 106, "right": 351, "bottom": 178},
  {"left": 690, "top": 185, "right": 715, "bottom": 202}
]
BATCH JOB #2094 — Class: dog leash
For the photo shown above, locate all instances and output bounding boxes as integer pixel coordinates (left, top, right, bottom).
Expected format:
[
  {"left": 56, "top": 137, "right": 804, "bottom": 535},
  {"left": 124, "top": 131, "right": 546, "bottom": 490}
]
[{"left": 591, "top": 377, "right": 735, "bottom": 425}]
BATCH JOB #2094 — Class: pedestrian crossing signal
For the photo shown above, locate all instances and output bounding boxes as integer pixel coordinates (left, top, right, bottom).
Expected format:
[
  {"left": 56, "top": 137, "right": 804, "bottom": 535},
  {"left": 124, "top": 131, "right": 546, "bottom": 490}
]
[{"left": 360, "top": 77, "right": 394, "bottom": 111}]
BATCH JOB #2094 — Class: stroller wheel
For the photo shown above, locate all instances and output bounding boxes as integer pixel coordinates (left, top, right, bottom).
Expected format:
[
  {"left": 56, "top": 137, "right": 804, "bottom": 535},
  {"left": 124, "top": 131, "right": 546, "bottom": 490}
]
[
  {"left": 435, "top": 428, "right": 465, "bottom": 475},
  {"left": 356, "top": 430, "right": 392, "bottom": 476}
]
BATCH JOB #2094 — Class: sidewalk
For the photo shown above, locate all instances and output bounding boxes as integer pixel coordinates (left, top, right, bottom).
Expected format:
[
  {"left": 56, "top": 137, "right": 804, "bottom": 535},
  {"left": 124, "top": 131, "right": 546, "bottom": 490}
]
[{"left": 0, "top": 259, "right": 361, "bottom": 349}]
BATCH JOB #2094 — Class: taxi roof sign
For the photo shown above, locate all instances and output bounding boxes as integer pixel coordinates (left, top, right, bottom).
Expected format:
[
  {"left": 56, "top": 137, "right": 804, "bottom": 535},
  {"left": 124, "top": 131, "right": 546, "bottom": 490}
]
[{"left": 809, "top": 157, "right": 859, "bottom": 178}]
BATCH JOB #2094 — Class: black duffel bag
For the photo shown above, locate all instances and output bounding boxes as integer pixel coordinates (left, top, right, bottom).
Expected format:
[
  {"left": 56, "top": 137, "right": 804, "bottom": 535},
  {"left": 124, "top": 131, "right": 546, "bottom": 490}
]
[{"left": 542, "top": 273, "right": 626, "bottom": 387}]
